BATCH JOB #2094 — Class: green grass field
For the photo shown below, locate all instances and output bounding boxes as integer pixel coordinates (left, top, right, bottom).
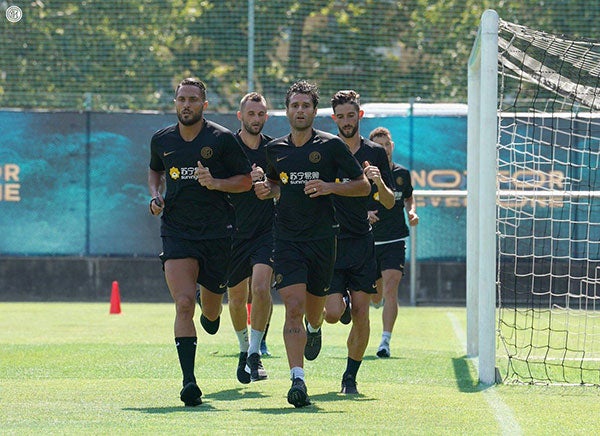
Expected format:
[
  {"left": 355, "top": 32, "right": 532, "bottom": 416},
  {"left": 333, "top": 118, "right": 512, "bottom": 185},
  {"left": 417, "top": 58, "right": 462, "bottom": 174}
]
[{"left": 2, "top": 303, "right": 600, "bottom": 435}]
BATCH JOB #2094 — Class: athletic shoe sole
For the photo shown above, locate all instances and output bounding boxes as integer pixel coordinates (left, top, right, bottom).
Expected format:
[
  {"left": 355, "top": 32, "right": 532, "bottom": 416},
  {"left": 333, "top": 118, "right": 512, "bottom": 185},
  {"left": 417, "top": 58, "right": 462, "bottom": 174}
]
[
  {"left": 377, "top": 347, "right": 391, "bottom": 358},
  {"left": 287, "top": 379, "right": 311, "bottom": 408},
  {"left": 341, "top": 373, "right": 359, "bottom": 394},
  {"left": 245, "top": 352, "right": 268, "bottom": 382},
  {"left": 237, "top": 352, "right": 251, "bottom": 384},
  {"left": 304, "top": 319, "right": 322, "bottom": 361},
  {"left": 180, "top": 382, "right": 202, "bottom": 407}
]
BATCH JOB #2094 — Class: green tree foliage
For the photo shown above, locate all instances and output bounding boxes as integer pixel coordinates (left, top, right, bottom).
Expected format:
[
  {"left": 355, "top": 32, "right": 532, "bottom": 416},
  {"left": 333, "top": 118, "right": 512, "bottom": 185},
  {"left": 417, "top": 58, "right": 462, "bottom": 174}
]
[{"left": 0, "top": 0, "right": 597, "bottom": 111}]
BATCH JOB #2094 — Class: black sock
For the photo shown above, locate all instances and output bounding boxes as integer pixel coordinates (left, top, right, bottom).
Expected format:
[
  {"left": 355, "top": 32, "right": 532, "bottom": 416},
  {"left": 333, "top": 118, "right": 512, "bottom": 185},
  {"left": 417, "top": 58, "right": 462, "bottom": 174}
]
[
  {"left": 175, "top": 337, "right": 197, "bottom": 386},
  {"left": 344, "top": 357, "right": 362, "bottom": 378}
]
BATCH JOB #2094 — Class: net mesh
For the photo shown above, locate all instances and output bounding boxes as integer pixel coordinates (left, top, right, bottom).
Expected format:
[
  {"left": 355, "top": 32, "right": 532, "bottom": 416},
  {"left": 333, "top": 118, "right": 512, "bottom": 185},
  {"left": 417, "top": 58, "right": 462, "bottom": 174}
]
[{"left": 497, "top": 18, "right": 600, "bottom": 385}]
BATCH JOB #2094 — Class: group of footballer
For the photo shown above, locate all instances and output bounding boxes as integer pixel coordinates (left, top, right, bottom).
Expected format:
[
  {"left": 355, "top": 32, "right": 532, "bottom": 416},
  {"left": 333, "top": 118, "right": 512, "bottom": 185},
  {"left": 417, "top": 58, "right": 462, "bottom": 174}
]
[{"left": 148, "top": 78, "right": 418, "bottom": 408}]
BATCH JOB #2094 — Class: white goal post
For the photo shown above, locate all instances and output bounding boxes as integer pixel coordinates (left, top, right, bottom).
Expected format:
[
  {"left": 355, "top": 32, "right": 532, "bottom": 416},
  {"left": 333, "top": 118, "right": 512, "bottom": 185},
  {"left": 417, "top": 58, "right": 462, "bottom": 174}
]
[
  {"left": 468, "top": 9, "right": 600, "bottom": 386},
  {"left": 467, "top": 9, "right": 499, "bottom": 385}
]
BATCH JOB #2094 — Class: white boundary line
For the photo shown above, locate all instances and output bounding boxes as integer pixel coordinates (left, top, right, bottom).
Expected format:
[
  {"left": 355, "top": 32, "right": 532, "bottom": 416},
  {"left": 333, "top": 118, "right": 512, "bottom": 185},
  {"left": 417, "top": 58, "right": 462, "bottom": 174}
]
[{"left": 447, "top": 311, "right": 523, "bottom": 436}]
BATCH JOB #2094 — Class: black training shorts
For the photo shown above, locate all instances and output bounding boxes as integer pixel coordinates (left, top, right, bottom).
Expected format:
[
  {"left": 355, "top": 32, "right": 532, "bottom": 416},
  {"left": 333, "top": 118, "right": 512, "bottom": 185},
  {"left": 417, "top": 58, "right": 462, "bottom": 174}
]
[
  {"left": 330, "top": 233, "right": 377, "bottom": 295},
  {"left": 272, "top": 236, "right": 336, "bottom": 297},
  {"left": 374, "top": 240, "right": 406, "bottom": 279},
  {"left": 227, "top": 231, "right": 274, "bottom": 288},
  {"left": 159, "top": 236, "right": 232, "bottom": 294}
]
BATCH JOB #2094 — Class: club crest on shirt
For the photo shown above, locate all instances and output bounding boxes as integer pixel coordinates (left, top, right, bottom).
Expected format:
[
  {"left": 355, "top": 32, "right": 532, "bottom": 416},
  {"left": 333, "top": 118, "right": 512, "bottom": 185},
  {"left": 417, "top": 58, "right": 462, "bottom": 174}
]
[
  {"left": 309, "top": 151, "right": 321, "bottom": 163},
  {"left": 280, "top": 172, "right": 289, "bottom": 184},
  {"left": 201, "top": 146, "right": 213, "bottom": 159},
  {"left": 169, "top": 167, "right": 180, "bottom": 180},
  {"left": 396, "top": 176, "right": 404, "bottom": 186}
]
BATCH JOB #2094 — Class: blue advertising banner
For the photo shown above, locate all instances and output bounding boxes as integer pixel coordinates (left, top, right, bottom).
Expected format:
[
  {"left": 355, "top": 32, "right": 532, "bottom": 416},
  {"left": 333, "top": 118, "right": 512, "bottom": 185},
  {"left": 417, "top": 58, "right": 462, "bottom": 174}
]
[{"left": 0, "top": 106, "right": 467, "bottom": 260}]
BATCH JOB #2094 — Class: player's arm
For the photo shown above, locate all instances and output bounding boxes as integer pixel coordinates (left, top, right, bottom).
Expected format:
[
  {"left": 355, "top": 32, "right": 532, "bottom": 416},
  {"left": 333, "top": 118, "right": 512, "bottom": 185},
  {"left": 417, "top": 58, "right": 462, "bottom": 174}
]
[
  {"left": 404, "top": 195, "right": 419, "bottom": 226},
  {"left": 195, "top": 161, "right": 252, "bottom": 193},
  {"left": 148, "top": 168, "right": 165, "bottom": 215},
  {"left": 363, "top": 161, "right": 395, "bottom": 209},
  {"left": 305, "top": 173, "right": 370, "bottom": 198},
  {"left": 254, "top": 177, "right": 280, "bottom": 200}
]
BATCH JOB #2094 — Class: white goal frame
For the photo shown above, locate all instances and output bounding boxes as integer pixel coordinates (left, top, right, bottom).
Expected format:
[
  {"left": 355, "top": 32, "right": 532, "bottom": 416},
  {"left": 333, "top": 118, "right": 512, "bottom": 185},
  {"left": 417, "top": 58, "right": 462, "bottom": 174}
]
[{"left": 467, "top": 9, "right": 499, "bottom": 385}]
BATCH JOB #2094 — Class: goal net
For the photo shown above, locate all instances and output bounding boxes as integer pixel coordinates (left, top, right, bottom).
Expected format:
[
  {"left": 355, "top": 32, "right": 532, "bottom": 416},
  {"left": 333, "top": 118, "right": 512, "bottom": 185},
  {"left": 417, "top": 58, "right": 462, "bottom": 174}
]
[{"left": 470, "top": 10, "right": 600, "bottom": 385}]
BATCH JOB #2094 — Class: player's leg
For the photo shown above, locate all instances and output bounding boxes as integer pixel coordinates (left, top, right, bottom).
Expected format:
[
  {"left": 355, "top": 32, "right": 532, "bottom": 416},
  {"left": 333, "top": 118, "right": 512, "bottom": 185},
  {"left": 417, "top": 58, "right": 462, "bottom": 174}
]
[
  {"left": 260, "top": 301, "right": 273, "bottom": 356},
  {"left": 164, "top": 256, "right": 202, "bottom": 406},
  {"left": 246, "top": 262, "right": 272, "bottom": 381},
  {"left": 304, "top": 291, "right": 325, "bottom": 362},
  {"left": 280, "top": 283, "right": 308, "bottom": 369},
  {"left": 371, "top": 277, "right": 385, "bottom": 307},
  {"left": 195, "top": 237, "right": 231, "bottom": 335},
  {"left": 375, "top": 240, "right": 405, "bottom": 358},
  {"left": 228, "top": 278, "right": 250, "bottom": 332},
  {"left": 248, "top": 264, "right": 273, "bottom": 350},
  {"left": 370, "top": 244, "right": 385, "bottom": 307},
  {"left": 274, "top": 238, "right": 314, "bottom": 407},
  {"left": 342, "top": 289, "right": 371, "bottom": 394},
  {"left": 165, "top": 258, "right": 200, "bottom": 337},
  {"left": 303, "top": 236, "right": 336, "bottom": 361},
  {"left": 228, "top": 278, "right": 251, "bottom": 384},
  {"left": 280, "top": 283, "right": 312, "bottom": 407},
  {"left": 324, "top": 289, "right": 345, "bottom": 324},
  {"left": 341, "top": 233, "right": 376, "bottom": 394},
  {"left": 197, "top": 285, "right": 224, "bottom": 334},
  {"left": 378, "top": 268, "right": 402, "bottom": 358}
]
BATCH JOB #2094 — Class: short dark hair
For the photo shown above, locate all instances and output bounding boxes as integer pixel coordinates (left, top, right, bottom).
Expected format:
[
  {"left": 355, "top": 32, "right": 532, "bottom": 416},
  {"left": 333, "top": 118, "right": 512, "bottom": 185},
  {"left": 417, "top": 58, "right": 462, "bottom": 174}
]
[
  {"left": 331, "top": 89, "right": 360, "bottom": 111},
  {"left": 369, "top": 126, "right": 392, "bottom": 141},
  {"left": 239, "top": 92, "right": 267, "bottom": 111},
  {"left": 285, "top": 80, "right": 319, "bottom": 108},
  {"left": 175, "top": 78, "right": 207, "bottom": 100}
]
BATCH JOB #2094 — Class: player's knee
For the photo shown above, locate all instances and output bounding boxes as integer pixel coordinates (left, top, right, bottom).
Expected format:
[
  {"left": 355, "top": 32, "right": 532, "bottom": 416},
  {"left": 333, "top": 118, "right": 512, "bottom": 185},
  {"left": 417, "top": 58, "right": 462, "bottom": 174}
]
[
  {"left": 227, "top": 291, "right": 246, "bottom": 307},
  {"left": 174, "top": 294, "right": 196, "bottom": 316},
  {"left": 284, "top": 301, "right": 304, "bottom": 321},
  {"left": 251, "top": 283, "right": 271, "bottom": 301},
  {"left": 324, "top": 310, "right": 341, "bottom": 324}
]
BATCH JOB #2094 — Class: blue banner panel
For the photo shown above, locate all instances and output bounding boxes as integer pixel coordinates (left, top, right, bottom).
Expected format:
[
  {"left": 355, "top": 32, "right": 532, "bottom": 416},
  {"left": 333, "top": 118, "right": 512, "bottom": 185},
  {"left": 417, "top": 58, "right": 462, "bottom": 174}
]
[
  {"left": 88, "top": 112, "right": 165, "bottom": 256},
  {"left": 0, "top": 109, "right": 468, "bottom": 260},
  {"left": 0, "top": 111, "right": 87, "bottom": 255}
]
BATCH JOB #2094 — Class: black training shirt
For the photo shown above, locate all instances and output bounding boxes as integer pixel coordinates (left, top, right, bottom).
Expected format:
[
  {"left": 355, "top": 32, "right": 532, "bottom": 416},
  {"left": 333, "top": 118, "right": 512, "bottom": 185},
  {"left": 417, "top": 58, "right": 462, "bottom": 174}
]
[
  {"left": 370, "top": 162, "right": 413, "bottom": 241},
  {"left": 334, "top": 137, "right": 394, "bottom": 238},
  {"left": 265, "top": 129, "right": 363, "bottom": 241},
  {"left": 149, "top": 120, "right": 251, "bottom": 240},
  {"left": 229, "top": 131, "right": 274, "bottom": 239}
]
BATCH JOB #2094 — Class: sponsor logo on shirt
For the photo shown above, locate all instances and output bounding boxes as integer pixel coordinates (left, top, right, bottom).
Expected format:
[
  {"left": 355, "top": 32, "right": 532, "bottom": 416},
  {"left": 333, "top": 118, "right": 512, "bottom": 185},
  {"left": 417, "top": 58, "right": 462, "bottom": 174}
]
[
  {"left": 279, "top": 171, "right": 320, "bottom": 184},
  {"left": 169, "top": 166, "right": 199, "bottom": 180}
]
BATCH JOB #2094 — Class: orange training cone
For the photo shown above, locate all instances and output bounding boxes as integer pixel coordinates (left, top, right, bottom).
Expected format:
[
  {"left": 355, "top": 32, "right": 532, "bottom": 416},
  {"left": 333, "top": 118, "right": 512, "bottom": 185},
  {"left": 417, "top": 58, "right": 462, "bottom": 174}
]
[
  {"left": 246, "top": 303, "right": 252, "bottom": 325},
  {"left": 109, "top": 280, "right": 121, "bottom": 314}
]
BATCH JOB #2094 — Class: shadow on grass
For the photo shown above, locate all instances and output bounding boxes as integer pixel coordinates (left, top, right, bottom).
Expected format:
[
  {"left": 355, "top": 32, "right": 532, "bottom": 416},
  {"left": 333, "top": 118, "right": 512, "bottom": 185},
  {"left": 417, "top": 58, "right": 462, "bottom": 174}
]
[
  {"left": 124, "top": 389, "right": 375, "bottom": 414},
  {"left": 207, "top": 388, "right": 269, "bottom": 401},
  {"left": 242, "top": 391, "right": 376, "bottom": 414},
  {"left": 123, "top": 404, "right": 217, "bottom": 413},
  {"left": 452, "top": 355, "right": 490, "bottom": 393},
  {"left": 362, "top": 355, "right": 404, "bottom": 362},
  {"left": 123, "top": 388, "right": 269, "bottom": 414},
  {"left": 207, "top": 351, "right": 285, "bottom": 363}
]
